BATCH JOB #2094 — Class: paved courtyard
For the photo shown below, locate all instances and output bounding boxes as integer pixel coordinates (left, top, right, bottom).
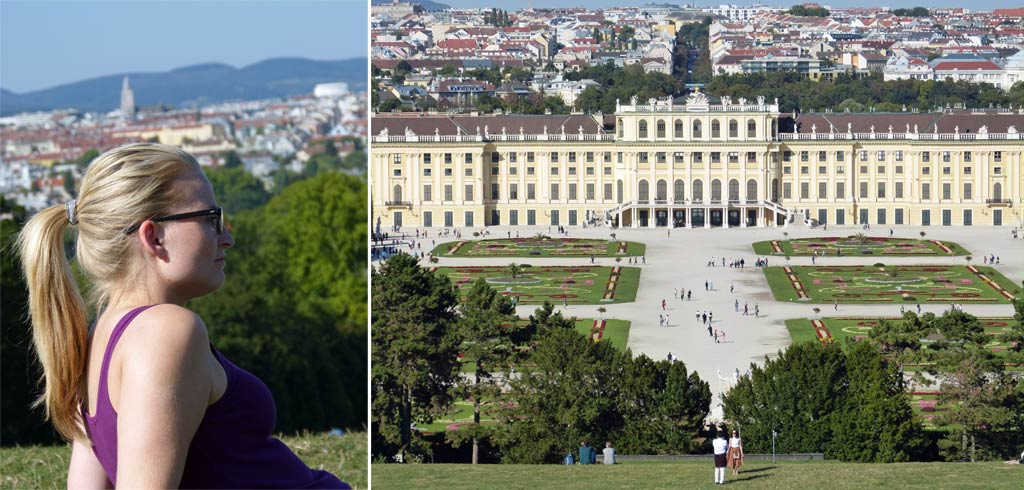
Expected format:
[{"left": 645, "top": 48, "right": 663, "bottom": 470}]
[{"left": 407, "top": 223, "right": 1022, "bottom": 420}]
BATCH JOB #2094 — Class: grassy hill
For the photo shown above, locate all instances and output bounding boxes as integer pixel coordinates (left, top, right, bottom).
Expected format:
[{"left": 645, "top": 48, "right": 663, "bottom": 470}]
[
  {"left": 0, "top": 431, "right": 367, "bottom": 489},
  {"left": 371, "top": 460, "right": 1021, "bottom": 489}
]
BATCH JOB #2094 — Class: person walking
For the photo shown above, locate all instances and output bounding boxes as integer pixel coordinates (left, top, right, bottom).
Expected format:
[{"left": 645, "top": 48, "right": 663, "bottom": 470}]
[
  {"left": 834, "top": 299, "right": 838, "bottom": 311},
  {"left": 702, "top": 312, "right": 708, "bottom": 325},
  {"left": 712, "top": 428, "right": 728, "bottom": 485},
  {"left": 728, "top": 430, "right": 744, "bottom": 476},
  {"left": 705, "top": 280, "right": 709, "bottom": 291},
  {"left": 662, "top": 299, "right": 667, "bottom": 311},
  {"left": 687, "top": 290, "right": 692, "bottom": 300},
  {"left": 735, "top": 299, "right": 739, "bottom": 312},
  {"left": 754, "top": 303, "right": 759, "bottom": 317}
]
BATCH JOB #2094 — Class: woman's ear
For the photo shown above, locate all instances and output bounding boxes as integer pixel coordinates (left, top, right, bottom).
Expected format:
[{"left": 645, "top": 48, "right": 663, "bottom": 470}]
[{"left": 137, "top": 220, "right": 168, "bottom": 260}]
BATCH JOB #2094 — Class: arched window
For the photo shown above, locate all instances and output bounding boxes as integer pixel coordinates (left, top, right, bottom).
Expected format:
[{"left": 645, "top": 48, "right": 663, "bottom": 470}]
[
  {"left": 638, "top": 179, "right": 650, "bottom": 202},
  {"left": 617, "top": 179, "right": 624, "bottom": 204},
  {"left": 674, "top": 119, "right": 684, "bottom": 138},
  {"left": 770, "top": 120, "right": 777, "bottom": 138},
  {"left": 656, "top": 179, "right": 667, "bottom": 201},
  {"left": 638, "top": 120, "right": 648, "bottom": 138},
  {"left": 747, "top": 179, "right": 758, "bottom": 201},
  {"left": 693, "top": 120, "right": 702, "bottom": 138},
  {"left": 393, "top": 184, "right": 403, "bottom": 203},
  {"left": 617, "top": 118, "right": 623, "bottom": 138},
  {"left": 994, "top": 182, "right": 1002, "bottom": 201},
  {"left": 711, "top": 179, "right": 722, "bottom": 202},
  {"left": 656, "top": 120, "right": 666, "bottom": 138},
  {"left": 674, "top": 179, "right": 685, "bottom": 202},
  {"left": 729, "top": 179, "right": 740, "bottom": 202},
  {"left": 711, "top": 120, "right": 721, "bottom": 138},
  {"left": 771, "top": 178, "right": 779, "bottom": 202},
  {"left": 692, "top": 179, "right": 704, "bottom": 202},
  {"left": 728, "top": 119, "right": 738, "bottom": 138},
  {"left": 747, "top": 119, "right": 757, "bottom": 138}
]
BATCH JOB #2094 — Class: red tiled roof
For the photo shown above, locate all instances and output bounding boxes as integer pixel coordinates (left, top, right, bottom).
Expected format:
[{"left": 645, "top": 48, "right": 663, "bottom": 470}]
[{"left": 933, "top": 61, "right": 1001, "bottom": 71}]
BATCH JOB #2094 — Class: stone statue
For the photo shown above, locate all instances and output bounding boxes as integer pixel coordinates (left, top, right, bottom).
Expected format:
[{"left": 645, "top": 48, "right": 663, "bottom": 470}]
[
  {"left": 978, "top": 125, "right": 988, "bottom": 135},
  {"left": 757, "top": 95, "right": 765, "bottom": 106}
]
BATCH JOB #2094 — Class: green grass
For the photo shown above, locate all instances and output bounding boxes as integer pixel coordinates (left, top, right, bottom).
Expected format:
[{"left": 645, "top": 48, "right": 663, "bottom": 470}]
[
  {"left": 764, "top": 265, "right": 1020, "bottom": 304},
  {"left": 433, "top": 238, "right": 646, "bottom": 257},
  {"left": 786, "top": 317, "right": 1018, "bottom": 352},
  {"left": 574, "top": 318, "right": 631, "bottom": 351},
  {"left": 438, "top": 265, "right": 641, "bottom": 304},
  {"left": 0, "top": 431, "right": 368, "bottom": 489},
  {"left": 370, "top": 460, "right": 1021, "bottom": 489},
  {"left": 752, "top": 237, "right": 969, "bottom": 256}
]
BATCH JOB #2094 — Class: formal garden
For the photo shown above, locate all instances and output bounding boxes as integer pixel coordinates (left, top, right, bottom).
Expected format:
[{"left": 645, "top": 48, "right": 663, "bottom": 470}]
[
  {"left": 752, "top": 233, "right": 968, "bottom": 256},
  {"left": 436, "top": 265, "right": 641, "bottom": 304},
  {"left": 764, "top": 265, "right": 1020, "bottom": 303},
  {"left": 433, "top": 236, "right": 646, "bottom": 257}
]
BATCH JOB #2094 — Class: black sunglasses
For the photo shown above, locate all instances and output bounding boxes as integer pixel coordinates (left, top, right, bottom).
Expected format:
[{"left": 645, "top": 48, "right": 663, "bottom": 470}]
[{"left": 124, "top": 207, "right": 223, "bottom": 235}]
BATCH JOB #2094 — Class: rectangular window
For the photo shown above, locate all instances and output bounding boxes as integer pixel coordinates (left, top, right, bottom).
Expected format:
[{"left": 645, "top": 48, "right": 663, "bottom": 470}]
[
  {"left": 525, "top": 167, "right": 533, "bottom": 175},
  {"left": 818, "top": 166, "right": 827, "bottom": 174},
  {"left": 491, "top": 183, "right": 499, "bottom": 200},
  {"left": 877, "top": 182, "right": 886, "bottom": 199},
  {"left": 569, "top": 183, "right": 577, "bottom": 200},
  {"left": 604, "top": 183, "right": 612, "bottom": 199},
  {"left": 527, "top": 210, "right": 536, "bottom": 225},
  {"left": 550, "top": 166, "right": 558, "bottom": 175},
  {"left": 942, "top": 151, "right": 950, "bottom": 162},
  {"left": 586, "top": 152, "right": 594, "bottom": 163},
  {"left": 424, "top": 168, "right": 432, "bottom": 176},
  {"left": 423, "top": 185, "right": 432, "bottom": 202},
  {"left": 444, "top": 153, "right": 452, "bottom": 164},
  {"left": 922, "top": 166, "right": 930, "bottom": 175},
  {"left": 508, "top": 152, "right": 517, "bottom": 163},
  {"left": 675, "top": 152, "right": 686, "bottom": 163},
  {"left": 550, "top": 210, "right": 559, "bottom": 226},
  {"left": 801, "top": 166, "right": 809, "bottom": 175},
  {"left": 922, "top": 209, "right": 930, "bottom": 226},
  {"left": 994, "top": 151, "right": 1002, "bottom": 162},
  {"left": 568, "top": 152, "right": 576, "bottom": 163},
  {"left": 895, "top": 151, "right": 903, "bottom": 161},
  {"left": 747, "top": 152, "right": 757, "bottom": 163},
  {"left": 783, "top": 166, "right": 792, "bottom": 175},
  {"left": 509, "top": 210, "right": 518, "bottom": 225},
  {"left": 617, "top": 152, "right": 623, "bottom": 163},
  {"left": 836, "top": 151, "right": 844, "bottom": 161},
  {"left": 711, "top": 152, "right": 721, "bottom": 163},
  {"left": 877, "top": 165, "right": 885, "bottom": 174},
  {"left": 586, "top": 167, "right": 594, "bottom": 175},
  {"left": 551, "top": 153, "right": 559, "bottom": 162},
  {"left": 491, "top": 166, "right": 499, "bottom": 176},
  {"left": 922, "top": 183, "right": 930, "bottom": 200},
  {"left": 963, "top": 151, "right": 971, "bottom": 162},
  {"left": 510, "top": 166, "right": 518, "bottom": 175},
  {"left": 509, "top": 184, "right": 518, "bottom": 200},
  {"left": 836, "top": 165, "right": 845, "bottom": 174},
  {"left": 444, "top": 184, "right": 453, "bottom": 201},
  {"left": 783, "top": 182, "right": 792, "bottom": 199},
  {"left": 964, "top": 183, "right": 972, "bottom": 200},
  {"left": 836, "top": 182, "right": 845, "bottom": 199},
  {"left": 692, "top": 152, "right": 703, "bottom": 163},
  {"left": 942, "top": 182, "right": 951, "bottom": 200},
  {"left": 877, "top": 208, "right": 886, "bottom": 225},
  {"left": 393, "top": 168, "right": 401, "bottom": 176},
  {"left": 423, "top": 154, "right": 432, "bottom": 164},
  {"left": 895, "top": 208, "right": 903, "bottom": 225},
  {"left": 527, "top": 183, "right": 536, "bottom": 200},
  {"left": 444, "top": 168, "right": 453, "bottom": 177},
  {"left": 818, "top": 151, "right": 827, "bottom": 162},
  {"left": 603, "top": 152, "right": 611, "bottom": 163},
  {"left": 964, "top": 210, "right": 972, "bottom": 226},
  {"left": 860, "top": 165, "right": 868, "bottom": 174},
  {"left": 895, "top": 165, "right": 903, "bottom": 174},
  {"left": 569, "top": 210, "right": 578, "bottom": 226},
  {"left": 860, "top": 182, "right": 868, "bottom": 199},
  {"left": 800, "top": 182, "right": 809, "bottom": 199},
  {"left": 657, "top": 152, "right": 667, "bottom": 163},
  {"left": 942, "top": 167, "right": 950, "bottom": 175},
  {"left": 465, "top": 168, "right": 473, "bottom": 176},
  {"left": 550, "top": 183, "right": 559, "bottom": 200},
  {"left": 994, "top": 167, "right": 1002, "bottom": 175},
  {"left": 464, "top": 211, "right": 473, "bottom": 227},
  {"left": 818, "top": 182, "right": 827, "bottom": 199},
  {"left": 964, "top": 166, "right": 971, "bottom": 175},
  {"left": 728, "top": 152, "right": 739, "bottom": 163},
  {"left": 638, "top": 153, "right": 649, "bottom": 163},
  {"left": 921, "top": 152, "right": 930, "bottom": 162},
  {"left": 392, "top": 154, "right": 401, "bottom": 164},
  {"left": 800, "top": 151, "right": 809, "bottom": 162},
  {"left": 895, "top": 182, "right": 903, "bottom": 199},
  {"left": 568, "top": 167, "right": 577, "bottom": 175},
  {"left": 859, "top": 150, "right": 868, "bottom": 161},
  {"left": 604, "top": 167, "right": 612, "bottom": 175},
  {"left": 423, "top": 211, "right": 432, "bottom": 227},
  {"left": 586, "top": 183, "right": 595, "bottom": 200},
  {"left": 464, "top": 184, "right": 473, "bottom": 200},
  {"left": 783, "top": 151, "right": 792, "bottom": 162},
  {"left": 877, "top": 151, "right": 885, "bottom": 161},
  {"left": 527, "top": 152, "right": 535, "bottom": 163}
]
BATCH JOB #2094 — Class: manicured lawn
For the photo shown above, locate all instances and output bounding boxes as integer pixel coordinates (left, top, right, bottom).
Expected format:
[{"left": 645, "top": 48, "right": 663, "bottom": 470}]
[
  {"left": 0, "top": 431, "right": 368, "bottom": 490},
  {"left": 752, "top": 236, "right": 969, "bottom": 256},
  {"left": 764, "top": 265, "right": 1020, "bottom": 304},
  {"left": 433, "top": 238, "right": 645, "bottom": 257},
  {"left": 785, "top": 317, "right": 1018, "bottom": 354},
  {"left": 370, "top": 460, "right": 1021, "bottom": 490},
  {"left": 574, "top": 318, "right": 631, "bottom": 351},
  {"left": 437, "top": 265, "right": 641, "bottom": 304}
]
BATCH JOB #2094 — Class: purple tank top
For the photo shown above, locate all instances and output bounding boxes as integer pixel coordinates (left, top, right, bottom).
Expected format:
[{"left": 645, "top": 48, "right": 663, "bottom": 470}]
[{"left": 83, "top": 305, "right": 349, "bottom": 489}]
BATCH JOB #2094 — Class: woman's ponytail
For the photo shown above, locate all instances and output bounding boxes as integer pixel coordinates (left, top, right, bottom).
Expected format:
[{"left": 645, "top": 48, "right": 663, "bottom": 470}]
[{"left": 17, "top": 203, "right": 89, "bottom": 442}]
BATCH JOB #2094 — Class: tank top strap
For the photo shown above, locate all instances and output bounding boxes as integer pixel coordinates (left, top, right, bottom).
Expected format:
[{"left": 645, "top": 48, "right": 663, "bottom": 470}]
[{"left": 95, "top": 305, "right": 155, "bottom": 413}]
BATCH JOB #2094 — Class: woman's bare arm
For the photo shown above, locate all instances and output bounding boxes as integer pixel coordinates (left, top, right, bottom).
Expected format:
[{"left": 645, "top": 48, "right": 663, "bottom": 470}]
[
  {"left": 68, "top": 437, "right": 113, "bottom": 489},
  {"left": 114, "top": 305, "right": 213, "bottom": 488}
]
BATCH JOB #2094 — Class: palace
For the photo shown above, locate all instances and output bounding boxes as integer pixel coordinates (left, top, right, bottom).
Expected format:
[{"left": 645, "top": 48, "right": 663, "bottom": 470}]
[{"left": 371, "top": 92, "right": 1024, "bottom": 230}]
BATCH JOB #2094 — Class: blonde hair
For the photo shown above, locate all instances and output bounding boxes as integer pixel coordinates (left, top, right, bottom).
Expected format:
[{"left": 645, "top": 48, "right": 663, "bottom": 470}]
[{"left": 17, "top": 143, "right": 200, "bottom": 441}]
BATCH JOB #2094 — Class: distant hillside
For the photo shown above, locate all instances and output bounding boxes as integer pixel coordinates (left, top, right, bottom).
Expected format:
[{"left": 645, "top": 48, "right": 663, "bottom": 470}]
[
  {"left": 0, "top": 57, "right": 367, "bottom": 116},
  {"left": 371, "top": 0, "right": 450, "bottom": 11}
]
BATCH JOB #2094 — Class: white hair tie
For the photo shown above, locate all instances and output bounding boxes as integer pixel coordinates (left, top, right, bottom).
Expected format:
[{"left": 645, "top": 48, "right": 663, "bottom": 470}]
[{"left": 65, "top": 199, "right": 78, "bottom": 225}]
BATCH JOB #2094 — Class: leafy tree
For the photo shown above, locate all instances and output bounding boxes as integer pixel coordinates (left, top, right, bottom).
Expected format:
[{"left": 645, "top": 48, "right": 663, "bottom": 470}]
[
  {"left": 74, "top": 148, "right": 100, "bottom": 167},
  {"left": 204, "top": 166, "right": 271, "bottom": 213},
  {"left": 787, "top": 5, "right": 830, "bottom": 16},
  {"left": 933, "top": 309, "right": 986, "bottom": 346},
  {"left": 893, "top": 7, "right": 930, "bottom": 17},
  {"left": 723, "top": 342, "right": 847, "bottom": 456},
  {"left": 371, "top": 253, "right": 461, "bottom": 462},
  {"left": 616, "top": 355, "right": 711, "bottom": 454},
  {"left": 828, "top": 341, "right": 926, "bottom": 462},
  {"left": 221, "top": 150, "right": 243, "bottom": 168},
  {"left": 450, "top": 279, "right": 532, "bottom": 463},
  {"left": 395, "top": 60, "right": 413, "bottom": 76},
  {"left": 869, "top": 312, "right": 933, "bottom": 351}
]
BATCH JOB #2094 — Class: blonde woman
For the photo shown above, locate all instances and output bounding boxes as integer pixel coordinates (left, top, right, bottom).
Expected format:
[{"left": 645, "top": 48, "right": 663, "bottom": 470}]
[{"left": 19, "top": 143, "right": 348, "bottom": 489}]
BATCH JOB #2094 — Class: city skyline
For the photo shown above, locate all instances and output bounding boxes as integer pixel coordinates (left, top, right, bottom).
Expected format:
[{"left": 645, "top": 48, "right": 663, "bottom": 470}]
[
  {"left": 436, "top": 1, "right": 1024, "bottom": 12},
  {"left": 0, "top": 0, "right": 367, "bottom": 93}
]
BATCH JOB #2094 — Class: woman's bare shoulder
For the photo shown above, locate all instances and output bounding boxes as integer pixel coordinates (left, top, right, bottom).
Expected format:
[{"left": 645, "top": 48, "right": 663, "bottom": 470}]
[{"left": 119, "top": 304, "right": 210, "bottom": 360}]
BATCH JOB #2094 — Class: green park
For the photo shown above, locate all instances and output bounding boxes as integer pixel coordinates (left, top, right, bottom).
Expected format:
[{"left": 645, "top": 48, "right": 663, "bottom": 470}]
[
  {"left": 764, "top": 265, "right": 1020, "bottom": 303},
  {"left": 433, "top": 237, "right": 646, "bottom": 257},
  {"left": 437, "top": 264, "right": 641, "bottom": 304},
  {"left": 752, "top": 234, "right": 969, "bottom": 256}
]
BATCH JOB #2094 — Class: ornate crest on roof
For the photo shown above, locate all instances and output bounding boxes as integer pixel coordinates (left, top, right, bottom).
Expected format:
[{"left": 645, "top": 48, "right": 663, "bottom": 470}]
[
  {"left": 686, "top": 89, "right": 709, "bottom": 107},
  {"left": 977, "top": 125, "right": 988, "bottom": 135},
  {"left": 379, "top": 127, "right": 389, "bottom": 136},
  {"left": 1008, "top": 126, "right": 1017, "bottom": 134}
]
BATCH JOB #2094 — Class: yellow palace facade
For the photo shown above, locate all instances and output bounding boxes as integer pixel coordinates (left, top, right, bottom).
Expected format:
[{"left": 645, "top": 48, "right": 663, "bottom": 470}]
[{"left": 371, "top": 92, "right": 1024, "bottom": 230}]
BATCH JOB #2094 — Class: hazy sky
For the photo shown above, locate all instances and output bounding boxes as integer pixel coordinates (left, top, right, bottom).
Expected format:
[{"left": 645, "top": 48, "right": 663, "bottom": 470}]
[
  {"left": 1, "top": 0, "right": 368, "bottom": 93},
  {"left": 440, "top": 1, "right": 1022, "bottom": 11}
]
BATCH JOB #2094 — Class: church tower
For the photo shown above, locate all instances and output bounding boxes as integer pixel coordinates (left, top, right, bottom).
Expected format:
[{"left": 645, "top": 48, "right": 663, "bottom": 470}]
[{"left": 120, "top": 76, "right": 136, "bottom": 117}]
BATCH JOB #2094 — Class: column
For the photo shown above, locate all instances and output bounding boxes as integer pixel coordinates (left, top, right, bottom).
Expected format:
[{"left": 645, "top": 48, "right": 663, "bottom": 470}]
[
  {"left": 686, "top": 208, "right": 692, "bottom": 228},
  {"left": 741, "top": 207, "right": 747, "bottom": 227},
  {"left": 704, "top": 207, "right": 710, "bottom": 228}
]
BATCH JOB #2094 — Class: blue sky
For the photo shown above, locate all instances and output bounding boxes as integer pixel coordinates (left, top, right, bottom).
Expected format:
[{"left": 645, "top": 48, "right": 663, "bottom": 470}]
[
  {"left": 441, "top": 1, "right": 1022, "bottom": 11},
  {"left": 1, "top": 0, "right": 368, "bottom": 93}
]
